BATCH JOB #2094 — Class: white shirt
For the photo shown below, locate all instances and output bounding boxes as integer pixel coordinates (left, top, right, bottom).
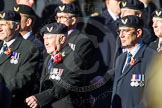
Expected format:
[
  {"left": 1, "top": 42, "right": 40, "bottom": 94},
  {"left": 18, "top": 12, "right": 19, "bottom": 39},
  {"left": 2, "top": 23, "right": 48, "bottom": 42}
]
[
  {"left": 23, "top": 30, "right": 32, "bottom": 39},
  {"left": 122, "top": 41, "right": 143, "bottom": 73},
  {"left": 0, "top": 36, "right": 18, "bottom": 54},
  {"left": 108, "top": 9, "right": 119, "bottom": 21}
]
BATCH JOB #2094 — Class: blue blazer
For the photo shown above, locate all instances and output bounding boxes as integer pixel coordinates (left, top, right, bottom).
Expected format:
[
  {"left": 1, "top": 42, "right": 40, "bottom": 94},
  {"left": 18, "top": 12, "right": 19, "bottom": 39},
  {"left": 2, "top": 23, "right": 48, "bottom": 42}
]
[{"left": 112, "top": 44, "right": 157, "bottom": 108}]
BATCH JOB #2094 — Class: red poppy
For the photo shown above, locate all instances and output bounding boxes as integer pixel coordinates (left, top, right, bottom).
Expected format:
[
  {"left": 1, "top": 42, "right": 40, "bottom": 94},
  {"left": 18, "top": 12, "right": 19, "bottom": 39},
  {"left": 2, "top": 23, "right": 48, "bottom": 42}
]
[
  {"left": 130, "top": 58, "right": 136, "bottom": 66},
  {"left": 4, "top": 48, "right": 11, "bottom": 55},
  {"left": 54, "top": 53, "right": 63, "bottom": 63}
]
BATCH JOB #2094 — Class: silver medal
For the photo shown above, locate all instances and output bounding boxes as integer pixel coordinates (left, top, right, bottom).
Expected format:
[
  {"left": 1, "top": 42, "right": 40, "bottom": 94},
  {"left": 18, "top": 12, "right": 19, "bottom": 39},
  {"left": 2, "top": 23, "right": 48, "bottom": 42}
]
[
  {"left": 134, "top": 81, "right": 139, "bottom": 87},
  {"left": 130, "top": 81, "right": 135, "bottom": 87},
  {"left": 10, "top": 58, "right": 14, "bottom": 64},
  {"left": 13, "top": 59, "right": 18, "bottom": 64}
]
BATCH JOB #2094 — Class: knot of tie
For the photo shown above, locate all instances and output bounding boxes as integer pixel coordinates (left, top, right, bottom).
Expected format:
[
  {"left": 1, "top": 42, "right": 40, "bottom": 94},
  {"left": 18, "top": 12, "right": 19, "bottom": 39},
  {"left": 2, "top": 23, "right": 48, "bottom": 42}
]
[
  {"left": 127, "top": 52, "right": 132, "bottom": 64},
  {"left": 2, "top": 44, "right": 8, "bottom": 50},
  {"left": 1, "top": 44, "right": 8, "bottom": 53}
]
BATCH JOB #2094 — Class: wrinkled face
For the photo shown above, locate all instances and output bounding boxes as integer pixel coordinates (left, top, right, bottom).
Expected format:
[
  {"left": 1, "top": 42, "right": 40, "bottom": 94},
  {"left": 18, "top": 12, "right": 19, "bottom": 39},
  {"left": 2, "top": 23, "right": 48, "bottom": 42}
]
[
  {"left": 43, "top": 34, "right": 60, "bottom": 55},
  {"left": 118, "top": 26, "right": 139, "bottom": 48},
  {"left": 56, "top": 12, "right": 75, "bottom": 27},
  {"left": 152, "top": 17, "right": 162, "bottom": 38},
  {"left": 16, "top": 0, "right": 35, "bottom": 7},
  {"left": 0, "top": 21, "right": 16, "bottom": 41}
]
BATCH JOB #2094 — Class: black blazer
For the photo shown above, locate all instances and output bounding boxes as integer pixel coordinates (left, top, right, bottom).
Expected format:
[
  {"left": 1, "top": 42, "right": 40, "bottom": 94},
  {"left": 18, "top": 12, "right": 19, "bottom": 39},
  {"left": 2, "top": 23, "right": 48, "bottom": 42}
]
[{"left": 0, "top": 35, "right": 40, "bottom": 108}]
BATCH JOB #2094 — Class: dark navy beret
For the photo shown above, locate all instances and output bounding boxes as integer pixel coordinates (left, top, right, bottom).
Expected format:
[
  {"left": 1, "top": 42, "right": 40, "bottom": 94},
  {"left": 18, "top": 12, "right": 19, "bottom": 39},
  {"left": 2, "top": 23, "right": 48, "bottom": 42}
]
[
  {"left": 120, "top": 0, "right": 144, "bottom": 11},
  {"left": 55, "top": 3, "right": 80, "bottom": 16},
  {"left": 40, "top": 23, "right": 68, "bottom": 35},
  {"left": 0, "top": 10, "right": 21, "bottom": 22},
  {"left": 118, "top": 15, "right": 143, "bottom": 28},
  {"left": 152, "top": 8, "right": 162, "bottom": 18},
  {"left": 13, "top": 4, "right": 35, "bottom": 16}
]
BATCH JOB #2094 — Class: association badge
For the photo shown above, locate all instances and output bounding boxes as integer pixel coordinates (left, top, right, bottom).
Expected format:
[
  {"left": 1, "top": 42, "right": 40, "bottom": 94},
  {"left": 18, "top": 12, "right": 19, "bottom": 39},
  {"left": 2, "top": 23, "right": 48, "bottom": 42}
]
[
  {"left": 49, "top": 68, "right": 63, "bottom": 81},
  {"left": 10, "top": 52, "right": 20, "bottom": 64},
  {"left": 130, "top": 74, "right": 144, "bottom": 87}
]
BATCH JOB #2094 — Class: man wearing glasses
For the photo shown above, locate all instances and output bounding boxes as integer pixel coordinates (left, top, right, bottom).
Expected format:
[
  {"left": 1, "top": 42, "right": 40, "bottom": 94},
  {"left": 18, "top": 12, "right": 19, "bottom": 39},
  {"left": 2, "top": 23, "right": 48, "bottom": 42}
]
[
  {"left": 55, "top": 3, "right": 98, "bottom": 79},
  {"left": 111, "top": 15, "right": 157, "bottom": 108}
]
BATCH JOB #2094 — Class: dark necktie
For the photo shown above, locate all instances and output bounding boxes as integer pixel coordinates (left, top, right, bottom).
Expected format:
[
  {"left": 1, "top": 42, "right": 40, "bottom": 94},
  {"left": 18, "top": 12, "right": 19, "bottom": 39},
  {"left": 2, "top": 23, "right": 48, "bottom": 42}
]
[
  {"left": 122, "top": 52, "right": 132, "bottom": 73},
  {"left": 0, "top": 44, "right": 8, "bottom": 57},
  {"left": 127, "top": 52, "right": 132, "bottom": 64},
  {"left": 48, "top": 58, "right": 53, "bottom": 72}
]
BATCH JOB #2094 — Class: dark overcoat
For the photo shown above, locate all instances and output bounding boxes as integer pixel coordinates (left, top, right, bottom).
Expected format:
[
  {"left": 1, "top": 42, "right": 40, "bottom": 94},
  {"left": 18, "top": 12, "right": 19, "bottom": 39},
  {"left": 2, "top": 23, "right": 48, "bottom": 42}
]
[{"left": 0, "top": 35, "right": 40, "bottom": 108}]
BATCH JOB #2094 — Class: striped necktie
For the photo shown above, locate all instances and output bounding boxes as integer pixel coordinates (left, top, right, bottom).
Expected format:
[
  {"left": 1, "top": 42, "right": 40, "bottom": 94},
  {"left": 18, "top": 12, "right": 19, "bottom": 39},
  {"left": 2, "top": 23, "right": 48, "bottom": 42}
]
[{"left": 0, "top": 44, "right": 8, "bottom": 57}]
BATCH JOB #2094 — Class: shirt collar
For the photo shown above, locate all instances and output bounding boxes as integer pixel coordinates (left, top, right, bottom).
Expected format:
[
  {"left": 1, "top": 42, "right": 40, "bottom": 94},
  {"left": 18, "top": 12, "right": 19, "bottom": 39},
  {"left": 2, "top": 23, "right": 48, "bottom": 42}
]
[
  {"left": 23, "top": 30, "right": 32, "bottom": 39},
  {"left": 3, "top": 35, "right": 19, "bottom": 47},
  {"left": 128, "top": 41, "right": 143, "bottom": 57},
  {"left": 108, "top": 9, "right": 119, "bottom": 21}
]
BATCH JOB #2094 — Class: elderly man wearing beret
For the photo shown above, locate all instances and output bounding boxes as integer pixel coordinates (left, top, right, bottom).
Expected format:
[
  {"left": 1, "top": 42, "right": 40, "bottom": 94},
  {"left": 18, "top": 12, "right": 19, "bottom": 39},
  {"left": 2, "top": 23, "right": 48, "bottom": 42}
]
[
  {"left": 54, "top": 3, "right": 98, "bottom": 72},
  {"left": 0, "top": 10, "right": 40, "bottom": 108},
  {"left": 149, "top": 8, "right": 162, "bottom": 52},
  {"left": 111, "top": 15, "right": 157, "bottom": 108},
  {"left": 26, "top": 22, "right": 94, "bottom": 108}
]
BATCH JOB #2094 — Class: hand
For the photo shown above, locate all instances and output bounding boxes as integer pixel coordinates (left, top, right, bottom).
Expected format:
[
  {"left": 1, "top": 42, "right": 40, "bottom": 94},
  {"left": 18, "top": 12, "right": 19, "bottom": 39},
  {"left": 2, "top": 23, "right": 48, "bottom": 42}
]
[{"left": 25, "top": 96, "right": 39, "bottom": 108}]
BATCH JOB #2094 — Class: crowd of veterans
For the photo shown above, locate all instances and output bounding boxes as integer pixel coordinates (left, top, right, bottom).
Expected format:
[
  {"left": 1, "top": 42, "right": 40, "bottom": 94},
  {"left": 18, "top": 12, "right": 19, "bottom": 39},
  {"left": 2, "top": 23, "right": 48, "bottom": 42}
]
[{"left": 0, "top": 0, "right": 162, "bottom": 108}]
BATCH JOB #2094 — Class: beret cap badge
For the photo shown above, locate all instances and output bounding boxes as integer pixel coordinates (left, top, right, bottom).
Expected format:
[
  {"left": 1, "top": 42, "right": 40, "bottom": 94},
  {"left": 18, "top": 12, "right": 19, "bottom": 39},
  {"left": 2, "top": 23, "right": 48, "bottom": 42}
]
[
  {"left": 122, "top": 1, "right": 127, "bottom": 7},
  {"left": 0, "top": 13, "right": 5, "bottom": 19},
  {"left": 47, "top": 27, "right": 53, "bottom": 33},
  {"left": 59, "top": 5, "right": 65, "bottom": 11},
  {"left": 155, "top": 11, "right": 162, "bottom": 17},
  {"left": 14, "top": 7, "right": 20, "bottom": 12},
  {"left": 121, "top": 18, "right": 128, "bottom": 25}
]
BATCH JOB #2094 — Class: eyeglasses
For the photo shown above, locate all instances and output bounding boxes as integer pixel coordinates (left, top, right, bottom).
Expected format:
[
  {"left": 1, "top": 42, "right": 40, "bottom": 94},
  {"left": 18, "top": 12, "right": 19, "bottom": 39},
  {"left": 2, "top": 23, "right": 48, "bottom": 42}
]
[
  {"left": 55, "top": 16, "right": 73, "bottom": 21},
  {"left": 117, "top": 28, "right": 136, "bottom": 35}
]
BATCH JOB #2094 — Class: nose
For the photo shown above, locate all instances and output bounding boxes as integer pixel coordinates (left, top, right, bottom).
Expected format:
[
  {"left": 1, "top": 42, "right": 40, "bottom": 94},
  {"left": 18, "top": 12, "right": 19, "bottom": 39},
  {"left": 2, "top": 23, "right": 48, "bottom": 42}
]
[
  {"left": 0, "top": 26, "right": 2, "bottom": 32},
  {"left": 56, "top": 18, "right": 60, "bottom": 23},
  {"left": 119, "top": 31, "right": 125, "bottom": 38}
]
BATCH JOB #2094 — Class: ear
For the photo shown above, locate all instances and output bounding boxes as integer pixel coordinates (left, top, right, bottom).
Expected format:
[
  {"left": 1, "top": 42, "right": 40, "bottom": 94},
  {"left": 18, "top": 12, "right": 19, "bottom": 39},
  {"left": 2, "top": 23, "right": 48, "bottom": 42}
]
[
  {"left": 136, "top": 12, "right": 142, "bottom": 17},
  {"left": 15, "top": 23, "right": 20, "bottom": 31},
  {"left": 60, "top": 35, "right": 66, "bottom": 44},
  {"left": 71, "top": 17, "right": 77, "bottom": 26},
  {"left": 136, "top": 28, "right": 143, "bottom": 38},
  {"left": 26, "top": 18, "right": 32, "bottom": 27}
]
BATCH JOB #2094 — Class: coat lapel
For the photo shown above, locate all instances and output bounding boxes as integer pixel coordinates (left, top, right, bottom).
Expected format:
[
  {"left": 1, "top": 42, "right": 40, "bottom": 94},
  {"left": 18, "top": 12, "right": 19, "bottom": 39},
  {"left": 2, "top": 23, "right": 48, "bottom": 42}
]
[
  {"left": 117, "top": 45, "right": 146, "bottom": 82},
  {"left": 27, "top": 34, "right": 35, "bottom": 42},
  {"left": 116, "top": 52, "right": 127, "bottom": 81},
  {"left": 0, "top": 35, "right": 23, "bottom": 64},
  {"left": 149, "top": 39, "right": 159, "bottom": 50}
]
